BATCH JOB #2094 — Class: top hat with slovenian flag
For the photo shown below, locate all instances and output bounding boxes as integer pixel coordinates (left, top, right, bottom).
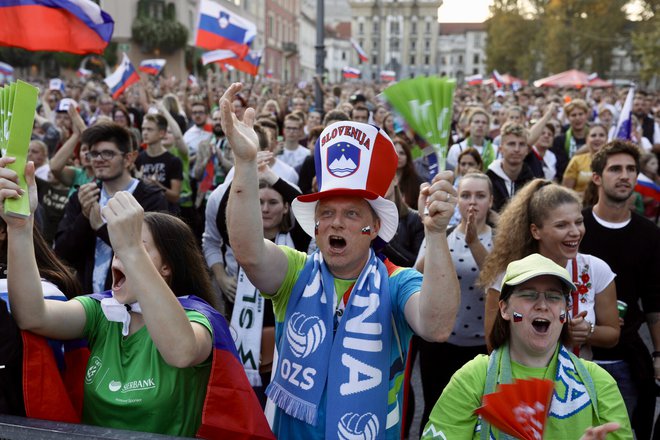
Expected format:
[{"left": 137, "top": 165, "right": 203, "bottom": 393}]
[{"left": 291, "top": 121, "right": 399, "bottom": 242}]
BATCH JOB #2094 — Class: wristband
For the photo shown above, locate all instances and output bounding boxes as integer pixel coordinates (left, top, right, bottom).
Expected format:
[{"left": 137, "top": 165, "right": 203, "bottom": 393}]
[{"left": 586, "top": 320, "right": 595, "bottom": 337}]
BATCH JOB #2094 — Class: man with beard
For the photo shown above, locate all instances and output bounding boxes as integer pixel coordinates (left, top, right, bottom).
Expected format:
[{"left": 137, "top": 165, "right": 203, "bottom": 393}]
[
  {"left": 54, "top": 123, "right": 168, "bottom": 293},
  {"left": 580, "top": 140, "right": 660, "bottom": 440},
  {"left": 193, "top": 109, "right": 233, "bottom": 208}
]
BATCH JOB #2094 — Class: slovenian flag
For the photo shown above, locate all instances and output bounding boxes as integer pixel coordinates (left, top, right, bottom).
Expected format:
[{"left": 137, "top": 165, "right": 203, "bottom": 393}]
[
  {"left": 104, "top": 53, "right": 140, "bottom": 100},
  {"left": 342, "top": 66, "right": 361, "bottom": 79},
  {"left": 0, "top": 0, "right": 114, "bottom": 55},
  {"left": 0, "top": 61, "right": 14, "bottom": 76},
  {"left": 202, "top": 49, "right": 261, "bottom": 76},
  {"left": 465, "top": 73, "right": 483, "bottom": 85},
  {"left": 76, "top": 67, "right": 92, "bottom": 78},
  {"left": 636, "top": 173, "right": 660, "bottom": 202},
  {"left": 195, "top": 0, "right": 256, "bottom": 59},
  {"left": 492, "top": 70, "right": 504, "bottom": 88},
  {"left": 380, "top": 70, "right": 396, "bottom": 82},
  {"left": 350, "top": 38, "right": 368, "bottom": 63},
  {"left": 614, "top": 86, "right": 635, "bottom": 141},
  {"left": 139, "top": 59, "right": 166, "bottom": 76}
]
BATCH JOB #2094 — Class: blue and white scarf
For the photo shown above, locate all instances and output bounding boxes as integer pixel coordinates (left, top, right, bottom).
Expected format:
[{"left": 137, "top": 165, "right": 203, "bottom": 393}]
[{"left": 266, "top": 249, "right": 392, "bottom": 438}]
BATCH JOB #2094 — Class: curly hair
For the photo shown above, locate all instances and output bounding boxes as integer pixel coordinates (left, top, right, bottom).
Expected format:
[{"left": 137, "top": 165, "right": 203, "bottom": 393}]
[{"left": 479, "top": 179, "right": 581, "bottom": 288}]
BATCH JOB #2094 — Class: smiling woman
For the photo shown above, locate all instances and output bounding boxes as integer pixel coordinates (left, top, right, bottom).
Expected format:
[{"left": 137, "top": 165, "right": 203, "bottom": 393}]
[{"left": 480, "top": 179, "right": 620, "bottom": 360}]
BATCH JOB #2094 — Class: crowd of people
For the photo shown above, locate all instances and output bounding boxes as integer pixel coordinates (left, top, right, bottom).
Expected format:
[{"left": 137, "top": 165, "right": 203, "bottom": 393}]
[{"left": 0, "top": 72, "right": 658, "bottom": 439}]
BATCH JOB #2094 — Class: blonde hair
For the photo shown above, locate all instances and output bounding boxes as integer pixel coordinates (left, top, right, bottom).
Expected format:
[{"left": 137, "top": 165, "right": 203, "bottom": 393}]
[{"left": 479, "top": 179, "right": 581, "bottom": 287}]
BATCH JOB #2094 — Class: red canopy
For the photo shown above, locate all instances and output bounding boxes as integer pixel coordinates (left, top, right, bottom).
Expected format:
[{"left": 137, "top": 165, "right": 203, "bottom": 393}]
[{"left": 533, "top": 69, "right": 612, "bottom": 88}]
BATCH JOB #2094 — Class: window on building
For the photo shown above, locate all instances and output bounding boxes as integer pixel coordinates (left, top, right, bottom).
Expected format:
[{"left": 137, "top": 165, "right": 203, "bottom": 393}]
[
  {"left": 458, "top": 55, "right": 463, "bottom": 64},
  {"left": 425, "top": 21, "right": 431, "bottom": 33},
  {"left": 410, "top": 55, "right": 415, "bottom": 65},
  {"left": 473, "top": 54, "right": 479, "bottom": 64},
  {"left": 411, "top": 40, "right": 416, "bottom": 51},
  {"left": 373, "top": 20, "right": 379, "bottom": 33},
  {"left": 425, "top": 40, "right": 430, "bottom": 51},
  {"left": 412, "top": 22, "right": 417, "bottom": 35},
  {"left": 390, "top": 21, "right": 399, "bottom": 34},
  {"left": 392, "top": 39, "right": 399, "bottom": 51},
  {"left": 372, "top": 55, "right": 378, "bottom": 64},
  {"left": 268, "top": 16, "right": 273, "bottom": 38},
  {"left": 425, "top": 55, "right": 430, "bottom": 65},
  {"left": 342, "top": 51, "right": 346, "bottom": 60},
  {"left": 359, "top": 22, "right": 364, "bottom": 34},
  {"left": 473, "top": 68, "right": 479, "bottom": 74}
]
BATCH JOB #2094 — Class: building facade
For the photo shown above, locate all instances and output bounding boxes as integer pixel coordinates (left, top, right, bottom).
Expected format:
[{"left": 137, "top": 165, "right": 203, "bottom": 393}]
[
  {"left": 348, "top": 0, "right": 443, "bottom": 81},
  {"left": 436, "top": 22, "right": 487, "bottom": 82}
]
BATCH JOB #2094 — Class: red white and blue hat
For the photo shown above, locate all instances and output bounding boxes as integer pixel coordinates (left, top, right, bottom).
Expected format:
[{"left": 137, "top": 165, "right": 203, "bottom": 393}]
[{"left": 291, "top": 121, "right": 399, "bottom": 242}]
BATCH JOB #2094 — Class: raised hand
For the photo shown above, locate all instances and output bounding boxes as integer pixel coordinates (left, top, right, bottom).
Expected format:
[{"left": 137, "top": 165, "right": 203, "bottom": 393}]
[
  {"left": 219, "top": 83, "right": 259, "bottom": 163},
  {"left": 0, "top": 158, "right": 37, "bottom": 229},
  {"left": 569, "top": 310, "right": 590, "bottom": 346},
  {"left": 418, "top": 170, "right": 457, "bottom": 233},
  {"left": 465, "top": 206, "right": 477, "bottom": 244},
  {"left": 101, "top": 191, "right": 144, "bottom": 258}
]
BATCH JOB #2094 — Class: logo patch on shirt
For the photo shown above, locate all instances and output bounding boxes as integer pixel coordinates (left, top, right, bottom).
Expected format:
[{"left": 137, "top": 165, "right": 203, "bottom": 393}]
[{"left": 85, "top": 356, "right": 103, "bottom": 384}]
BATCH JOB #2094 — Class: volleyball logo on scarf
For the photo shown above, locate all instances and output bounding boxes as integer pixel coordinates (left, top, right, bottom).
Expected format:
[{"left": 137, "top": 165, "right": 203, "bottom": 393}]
[
  {"left": 286, "top": 312, "right": 326, "bottom": 358},
  {"left": 327, "top": 141, "right": 360, "bottom": 178},
  {"left": 338, "top": 412, "right": 380, "bottom": 440}
]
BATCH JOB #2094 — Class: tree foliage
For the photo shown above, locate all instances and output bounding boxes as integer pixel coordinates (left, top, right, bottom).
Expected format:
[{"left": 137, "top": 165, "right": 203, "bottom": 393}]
[
  {"left": 487, "top": 0, "right": 631, "bottom": 79},
  {"left": 631, "top": 0, "right": 660, "bottom": 84}
]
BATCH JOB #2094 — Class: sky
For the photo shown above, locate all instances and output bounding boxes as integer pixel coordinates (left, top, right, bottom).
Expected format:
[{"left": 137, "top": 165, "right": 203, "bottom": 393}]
[
  {"left": 437, "top": 0, "right": 645, "bottom": 22},
  {"left": 438, "top": 0, "right": 491, "bottom": 23}
]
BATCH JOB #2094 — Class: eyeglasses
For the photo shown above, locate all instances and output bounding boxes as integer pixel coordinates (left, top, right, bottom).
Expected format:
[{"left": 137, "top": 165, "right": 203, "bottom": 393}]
[
  {"left": 284, "top": 126, "right": 301, "bottom": 131},
  {"left": 86, "top": 150, "right": 125, "bottom": 161},
  {"left": 191, "top": 110, "right": 207, "bottom": 115},
  {"left": 511, "top": 290, "right": 565, "bottom": 303}
]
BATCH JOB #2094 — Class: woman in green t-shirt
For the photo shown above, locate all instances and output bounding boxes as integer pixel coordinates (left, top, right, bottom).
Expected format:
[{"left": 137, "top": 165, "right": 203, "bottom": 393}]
[
  {"left": 0, "top": 157, "right": 223, "bottom": 436},
  {"left": 422, "top": 254, "right": 632, "bottom": 440}
]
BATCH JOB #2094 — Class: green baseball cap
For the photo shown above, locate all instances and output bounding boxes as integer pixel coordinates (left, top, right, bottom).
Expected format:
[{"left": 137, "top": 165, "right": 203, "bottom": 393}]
[{"left": 500, "top": 254, "right": 576, "bottom": 300}]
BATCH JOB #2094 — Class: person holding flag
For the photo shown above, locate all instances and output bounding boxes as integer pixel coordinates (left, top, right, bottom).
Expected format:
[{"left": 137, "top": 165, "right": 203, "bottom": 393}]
[
  {"left": 222, "top": 82, "right": 460, "bottom": 439},
  {"left": 0, "top": 159, "right": 273, "bottom": 438}
]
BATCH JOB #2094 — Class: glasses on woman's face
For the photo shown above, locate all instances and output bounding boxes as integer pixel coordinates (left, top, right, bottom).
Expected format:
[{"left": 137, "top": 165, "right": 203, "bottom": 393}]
[
  {"left": 511, "top": 289, "right": 565, "bottom": 303},
  {"left": 86, "top": 150, "right": 125, "bottom": 161}
]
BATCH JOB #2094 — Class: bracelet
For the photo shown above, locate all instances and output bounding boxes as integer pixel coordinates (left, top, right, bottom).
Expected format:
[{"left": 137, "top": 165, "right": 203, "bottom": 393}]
[{"left": 586, "top": 320, "right": 595, "bottom": 337}]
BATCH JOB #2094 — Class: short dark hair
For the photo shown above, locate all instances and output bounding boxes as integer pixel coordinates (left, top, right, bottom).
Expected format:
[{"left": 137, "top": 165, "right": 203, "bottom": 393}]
[
  {"left": 258, "top": 118, "right": 278, "bottom": 132},
  {"left": 253, "top": 124, "right": 270, "bottom": 150},
  {"left": 323, "top": 109, "right": 350, "bottom": 126},
  {"left": 352, "top": 105, "right": 369, "bottom": 118},
  {"left": 190, "top": 101, "right": 207, "bottom": 113},
  {"left": 143, "top": 212, "right": 218, "bottom": 309},
  {"left": 81, "top": 122, "right": 132, "bottom": 154},
  {"left": 143, "top": 113, "right": 168, "bottom": 132},
  {"left": 591, "top": 140, "right": 640, "bottom": 176}
]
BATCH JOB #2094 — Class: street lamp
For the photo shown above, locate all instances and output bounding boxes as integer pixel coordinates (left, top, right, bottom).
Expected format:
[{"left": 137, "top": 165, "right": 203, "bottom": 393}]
[{"left": 315, "top": 0, "right": 324, "bottom": 112}]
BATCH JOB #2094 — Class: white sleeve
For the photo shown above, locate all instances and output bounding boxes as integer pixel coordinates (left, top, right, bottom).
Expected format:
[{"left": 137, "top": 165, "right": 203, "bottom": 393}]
[
  {"left": 587, "top": 254, "right": 616, "bottom": 295},
  {"left": 654, "top": 122, "right": 660, "bottom": 144},
  {"left": 446, "top": 143, "right": 461, "bottom": 170},
  {"left": 490, "top": 272, "right": 505, "bottom": 295},
  {"left": 202, "top": 183, "right": 230, "bottom": 268}
]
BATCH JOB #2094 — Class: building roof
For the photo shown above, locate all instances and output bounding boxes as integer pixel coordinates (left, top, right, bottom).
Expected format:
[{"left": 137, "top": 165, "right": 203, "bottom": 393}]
[
  {"left": 325, "top": 21, "right": 352, "bottom": 39},
  {"left": 438, "top": 22, "right": 486, "bottom": 35}
]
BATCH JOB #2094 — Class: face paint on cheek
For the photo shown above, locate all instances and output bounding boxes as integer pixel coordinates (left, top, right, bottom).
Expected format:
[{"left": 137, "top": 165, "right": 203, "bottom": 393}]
[
  {"left": 559, "top": 310, "right": 566, "bottom": 324},
  {"left": 314, "top": 221, "right": 320, "bottom": 235},
  {"left": 513, "top": 312, "right": 523, "bottom": 322},
  {"left": 361, "top": 226, "right": 371, "bottom": 235}
]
